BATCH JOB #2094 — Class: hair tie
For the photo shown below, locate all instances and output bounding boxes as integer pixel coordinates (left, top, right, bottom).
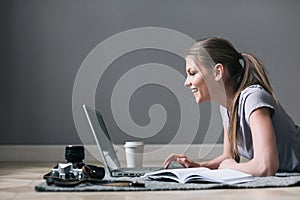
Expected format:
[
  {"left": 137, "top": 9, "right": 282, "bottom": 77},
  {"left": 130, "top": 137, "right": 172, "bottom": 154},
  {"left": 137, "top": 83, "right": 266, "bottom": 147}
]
[{"left": 238, "top": 53, "right": 245, "bottom": 68}]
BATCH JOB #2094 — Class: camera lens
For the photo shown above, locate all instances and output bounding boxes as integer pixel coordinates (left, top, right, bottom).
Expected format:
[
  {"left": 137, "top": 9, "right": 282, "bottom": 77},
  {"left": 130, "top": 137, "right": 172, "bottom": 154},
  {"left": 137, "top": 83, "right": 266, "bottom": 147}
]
[{"left": 65, "top": 145, "right": 85, "bottom": 163}]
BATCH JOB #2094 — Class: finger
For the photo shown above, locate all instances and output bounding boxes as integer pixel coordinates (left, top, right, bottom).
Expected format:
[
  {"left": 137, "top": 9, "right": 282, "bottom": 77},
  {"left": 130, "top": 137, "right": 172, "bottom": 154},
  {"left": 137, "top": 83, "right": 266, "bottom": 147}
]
[
  {"left": 163, "top": 160, "right": 172, "bottom": 169},
  {"left": 177, "top": 157, "right": 190, "bottom": 168},
  {"left": 163, "top": 154, "right": 177, "bottom": 165},
  {"left": 163, "top": 154, "right": 188, "bottom": 168},
  {"left": 177, "top": 154, "right": 187, "bottom": 158},
  {"left": 163, "top": 154, "right": 179, "bottom": 168}
]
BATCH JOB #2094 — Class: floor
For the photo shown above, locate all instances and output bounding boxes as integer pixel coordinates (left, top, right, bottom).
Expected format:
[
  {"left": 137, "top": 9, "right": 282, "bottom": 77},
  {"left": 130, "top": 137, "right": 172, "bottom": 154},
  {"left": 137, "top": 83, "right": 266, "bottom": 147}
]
[{"left": 1, "top": 162, "right": 300, "bottom": 200}]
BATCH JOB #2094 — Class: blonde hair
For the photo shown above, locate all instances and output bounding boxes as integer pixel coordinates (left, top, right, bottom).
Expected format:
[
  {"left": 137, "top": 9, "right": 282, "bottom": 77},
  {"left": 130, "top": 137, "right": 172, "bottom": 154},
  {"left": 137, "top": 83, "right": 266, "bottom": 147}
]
[{"left": 187, "top": 37, "right": 278, "bottom": 161}]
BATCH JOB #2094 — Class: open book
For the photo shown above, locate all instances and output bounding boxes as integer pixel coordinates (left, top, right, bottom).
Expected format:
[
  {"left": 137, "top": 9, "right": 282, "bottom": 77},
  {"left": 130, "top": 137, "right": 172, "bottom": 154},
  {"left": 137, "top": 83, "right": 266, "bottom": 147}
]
[{"left": 142, "top": 167, "right": 254, "bottom": 184}]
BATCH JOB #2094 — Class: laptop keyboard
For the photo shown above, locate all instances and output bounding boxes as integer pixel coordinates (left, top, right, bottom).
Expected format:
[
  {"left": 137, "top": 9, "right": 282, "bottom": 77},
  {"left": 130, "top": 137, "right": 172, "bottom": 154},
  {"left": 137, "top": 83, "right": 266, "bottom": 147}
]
[{"left": 118, "top": 166, "right": 162, "bottom": 172}]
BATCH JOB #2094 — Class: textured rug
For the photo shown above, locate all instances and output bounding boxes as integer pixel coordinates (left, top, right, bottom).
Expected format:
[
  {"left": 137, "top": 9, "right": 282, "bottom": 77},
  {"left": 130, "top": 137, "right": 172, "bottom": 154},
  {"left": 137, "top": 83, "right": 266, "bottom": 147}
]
[{"left": 35, "top": 173, "right": 300, "bottom": 192}]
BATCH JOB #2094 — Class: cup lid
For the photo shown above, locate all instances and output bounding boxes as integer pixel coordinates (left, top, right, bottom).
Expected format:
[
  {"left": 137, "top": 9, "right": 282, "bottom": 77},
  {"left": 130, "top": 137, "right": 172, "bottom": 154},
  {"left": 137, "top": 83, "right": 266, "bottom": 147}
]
[{"left": 124, "top": 141, "right": 144, "bottom": 147}]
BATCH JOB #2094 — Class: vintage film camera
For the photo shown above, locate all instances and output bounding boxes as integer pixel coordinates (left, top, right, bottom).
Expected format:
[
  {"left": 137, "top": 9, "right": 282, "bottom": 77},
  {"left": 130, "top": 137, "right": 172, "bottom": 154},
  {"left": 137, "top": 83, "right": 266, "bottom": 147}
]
[{"left": 44, "top": 145, "right": 105, "bottom": 186}]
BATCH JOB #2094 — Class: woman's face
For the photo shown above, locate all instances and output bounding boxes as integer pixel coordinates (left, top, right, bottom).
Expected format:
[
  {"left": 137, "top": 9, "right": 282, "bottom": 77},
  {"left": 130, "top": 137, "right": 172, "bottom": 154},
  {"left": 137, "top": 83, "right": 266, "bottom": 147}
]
[{"left": 184, "top": 57, "right": 211, "bottom": 104}]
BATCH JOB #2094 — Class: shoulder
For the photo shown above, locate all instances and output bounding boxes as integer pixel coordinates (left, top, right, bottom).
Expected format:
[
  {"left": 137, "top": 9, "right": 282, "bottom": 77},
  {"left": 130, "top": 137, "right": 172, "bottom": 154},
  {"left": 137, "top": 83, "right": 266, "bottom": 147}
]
[
  {"left": 239, "top": 84, "right": 276, "bottom": 123},
  {"left": 240, "top": 84, "right": 275, "bottom": 104},
  {"left": 240, "top": 84, "right": 268, "bottom": 97}
]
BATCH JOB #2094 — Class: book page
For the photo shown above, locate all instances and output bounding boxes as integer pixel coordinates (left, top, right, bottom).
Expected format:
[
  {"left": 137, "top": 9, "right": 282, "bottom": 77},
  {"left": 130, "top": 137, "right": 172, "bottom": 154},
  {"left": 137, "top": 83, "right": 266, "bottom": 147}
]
[
  {"left": 143, "top": 168, "right": 254, "bottom": 184},
  {"left": 196, "top": 168, "right": 254, "bottom": 184},
  {"left": 143, "top": 167, "right": 210, "bottom": 183}
]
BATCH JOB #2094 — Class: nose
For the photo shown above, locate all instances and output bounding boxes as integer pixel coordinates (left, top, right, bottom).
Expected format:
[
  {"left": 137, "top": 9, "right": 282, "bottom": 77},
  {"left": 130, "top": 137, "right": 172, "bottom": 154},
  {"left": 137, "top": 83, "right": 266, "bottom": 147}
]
[{"left": 184, "top": 77, "right": 191, "bottom": 87}]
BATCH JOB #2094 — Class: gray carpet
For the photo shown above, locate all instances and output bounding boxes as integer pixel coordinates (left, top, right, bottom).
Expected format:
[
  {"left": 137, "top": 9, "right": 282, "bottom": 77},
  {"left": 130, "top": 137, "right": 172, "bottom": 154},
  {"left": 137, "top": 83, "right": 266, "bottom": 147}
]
[{"left": 35, "top": 173, "right": 300, "bottom": 192}]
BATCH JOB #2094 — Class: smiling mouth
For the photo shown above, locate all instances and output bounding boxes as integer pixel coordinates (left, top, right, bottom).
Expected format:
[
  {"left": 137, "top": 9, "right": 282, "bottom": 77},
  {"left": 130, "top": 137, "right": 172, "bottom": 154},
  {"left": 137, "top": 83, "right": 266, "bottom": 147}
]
[{"left": 191, "top": 88, "right": 198, "bottom": 93}]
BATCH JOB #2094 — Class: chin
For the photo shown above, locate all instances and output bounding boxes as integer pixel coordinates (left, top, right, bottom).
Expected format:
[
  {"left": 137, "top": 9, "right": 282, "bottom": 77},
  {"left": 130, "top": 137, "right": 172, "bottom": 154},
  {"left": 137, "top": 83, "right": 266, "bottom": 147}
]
[
  {"left": 195, "top": 96, "right": 207, "bottom": 104},
  {"left": 194, "top": 92, "right": 206, "bottom": 104},
  {"left": 195, "top": 97, "right": 202, "bottom": 104},
  {"left": 194, "top": 94, "right": 200, "bottom": 104}
]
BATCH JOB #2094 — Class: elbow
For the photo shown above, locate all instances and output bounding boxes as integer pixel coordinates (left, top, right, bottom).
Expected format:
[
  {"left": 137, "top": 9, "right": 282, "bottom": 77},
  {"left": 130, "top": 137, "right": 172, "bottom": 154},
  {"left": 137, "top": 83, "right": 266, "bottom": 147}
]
[{"left": 256, "top": 160, "right": 279, "bottom": 177}]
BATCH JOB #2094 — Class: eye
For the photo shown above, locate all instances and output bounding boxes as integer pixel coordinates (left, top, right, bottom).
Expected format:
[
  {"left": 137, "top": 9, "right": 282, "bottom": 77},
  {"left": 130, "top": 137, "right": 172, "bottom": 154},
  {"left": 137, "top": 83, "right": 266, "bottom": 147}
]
[
  {"left": 188, "top": 71, "right": 197, "bottom": 76},
  {"left": 186, "top": 67, "right": 198, "bottom": 76}
]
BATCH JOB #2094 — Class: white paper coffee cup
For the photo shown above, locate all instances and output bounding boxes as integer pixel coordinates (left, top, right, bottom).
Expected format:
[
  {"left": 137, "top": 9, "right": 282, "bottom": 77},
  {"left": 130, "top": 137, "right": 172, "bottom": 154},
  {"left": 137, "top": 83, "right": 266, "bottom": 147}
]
[{"left": 124, "top": 141, "right": 144, "bottom": 168}]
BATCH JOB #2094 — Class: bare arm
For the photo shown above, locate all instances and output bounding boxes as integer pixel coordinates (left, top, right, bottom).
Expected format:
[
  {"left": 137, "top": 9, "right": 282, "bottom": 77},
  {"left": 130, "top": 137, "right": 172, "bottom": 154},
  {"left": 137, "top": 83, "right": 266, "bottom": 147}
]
[
  {"left": 198, "top": 122, "right": 233, "bottom": 169},
  {"left": 163, "top": 123, "right": 232, "bottom": 169},
  {"left": 219, "top": 107, "right": 279, "bottom": 176}
]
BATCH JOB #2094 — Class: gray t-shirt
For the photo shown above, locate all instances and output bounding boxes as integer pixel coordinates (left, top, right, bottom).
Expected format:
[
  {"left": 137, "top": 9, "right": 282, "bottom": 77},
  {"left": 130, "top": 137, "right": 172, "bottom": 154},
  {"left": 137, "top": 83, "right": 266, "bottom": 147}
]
[{"left": 220, "top": 84, "right": 300, "bottom": 172}]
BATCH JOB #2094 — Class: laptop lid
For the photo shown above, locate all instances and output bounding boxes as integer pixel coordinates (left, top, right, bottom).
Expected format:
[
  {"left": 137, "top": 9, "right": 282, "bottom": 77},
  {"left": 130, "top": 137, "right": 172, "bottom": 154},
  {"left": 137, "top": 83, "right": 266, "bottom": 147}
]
[{"left": 83, "top": 104, "right": 121, "bottom": 170}]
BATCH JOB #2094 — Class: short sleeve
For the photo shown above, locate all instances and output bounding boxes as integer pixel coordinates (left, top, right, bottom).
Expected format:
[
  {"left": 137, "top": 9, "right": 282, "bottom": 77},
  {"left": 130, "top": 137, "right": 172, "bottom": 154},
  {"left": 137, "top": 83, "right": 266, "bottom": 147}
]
[
  {"left": 219, "top": 105, "right": 229, "bottom": 129},
  {"left": 241, "top": 85, "right": 276, "bottom": 124}
]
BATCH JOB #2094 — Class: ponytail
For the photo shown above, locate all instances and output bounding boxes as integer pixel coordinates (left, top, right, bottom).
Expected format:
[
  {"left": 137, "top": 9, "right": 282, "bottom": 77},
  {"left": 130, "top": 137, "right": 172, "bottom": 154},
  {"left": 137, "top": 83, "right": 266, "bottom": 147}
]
[{"left": 228, "top": 53, "right": 278, "bottom": 161}]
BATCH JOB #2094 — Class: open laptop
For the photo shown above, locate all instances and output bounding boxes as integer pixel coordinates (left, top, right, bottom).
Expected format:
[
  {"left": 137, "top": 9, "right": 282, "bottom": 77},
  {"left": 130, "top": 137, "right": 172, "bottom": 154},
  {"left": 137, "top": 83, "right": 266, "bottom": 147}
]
[{"left": 82, "top": 104, "right": 163, "bottom": 177}]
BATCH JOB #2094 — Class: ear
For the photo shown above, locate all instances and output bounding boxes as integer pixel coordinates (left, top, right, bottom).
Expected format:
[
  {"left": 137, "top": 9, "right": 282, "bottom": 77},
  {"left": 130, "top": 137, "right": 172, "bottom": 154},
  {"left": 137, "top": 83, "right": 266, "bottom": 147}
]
[{"left": 214, "top": 63, "right": 225, "bottom": 81}]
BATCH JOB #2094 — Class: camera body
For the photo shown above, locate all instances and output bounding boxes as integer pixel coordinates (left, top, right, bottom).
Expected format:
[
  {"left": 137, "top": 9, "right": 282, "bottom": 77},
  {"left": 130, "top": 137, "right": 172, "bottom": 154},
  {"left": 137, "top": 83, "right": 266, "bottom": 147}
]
[
  {"left": 44, "top": 145, "right": 105, "bottom": 186},
  {"left": 50, "top": 145, "right": 87, "bottom": 180},
  {"left": 50, "top": 163, "right": 88, "bottom": 180}
]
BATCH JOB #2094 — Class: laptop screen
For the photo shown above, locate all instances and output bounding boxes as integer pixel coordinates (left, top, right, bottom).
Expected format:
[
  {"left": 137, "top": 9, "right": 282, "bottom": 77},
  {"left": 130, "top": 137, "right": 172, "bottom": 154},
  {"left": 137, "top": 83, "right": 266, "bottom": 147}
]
[{"left": 83, "top": 104, "right": 121, "bottom": 170}]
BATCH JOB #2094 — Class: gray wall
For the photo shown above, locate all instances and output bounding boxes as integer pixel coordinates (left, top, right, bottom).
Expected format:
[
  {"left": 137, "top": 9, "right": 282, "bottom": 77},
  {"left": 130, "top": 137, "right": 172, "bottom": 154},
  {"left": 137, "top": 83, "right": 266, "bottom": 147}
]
[{"left": 1, "top": 0, "right": 300, "bottom": 145}]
